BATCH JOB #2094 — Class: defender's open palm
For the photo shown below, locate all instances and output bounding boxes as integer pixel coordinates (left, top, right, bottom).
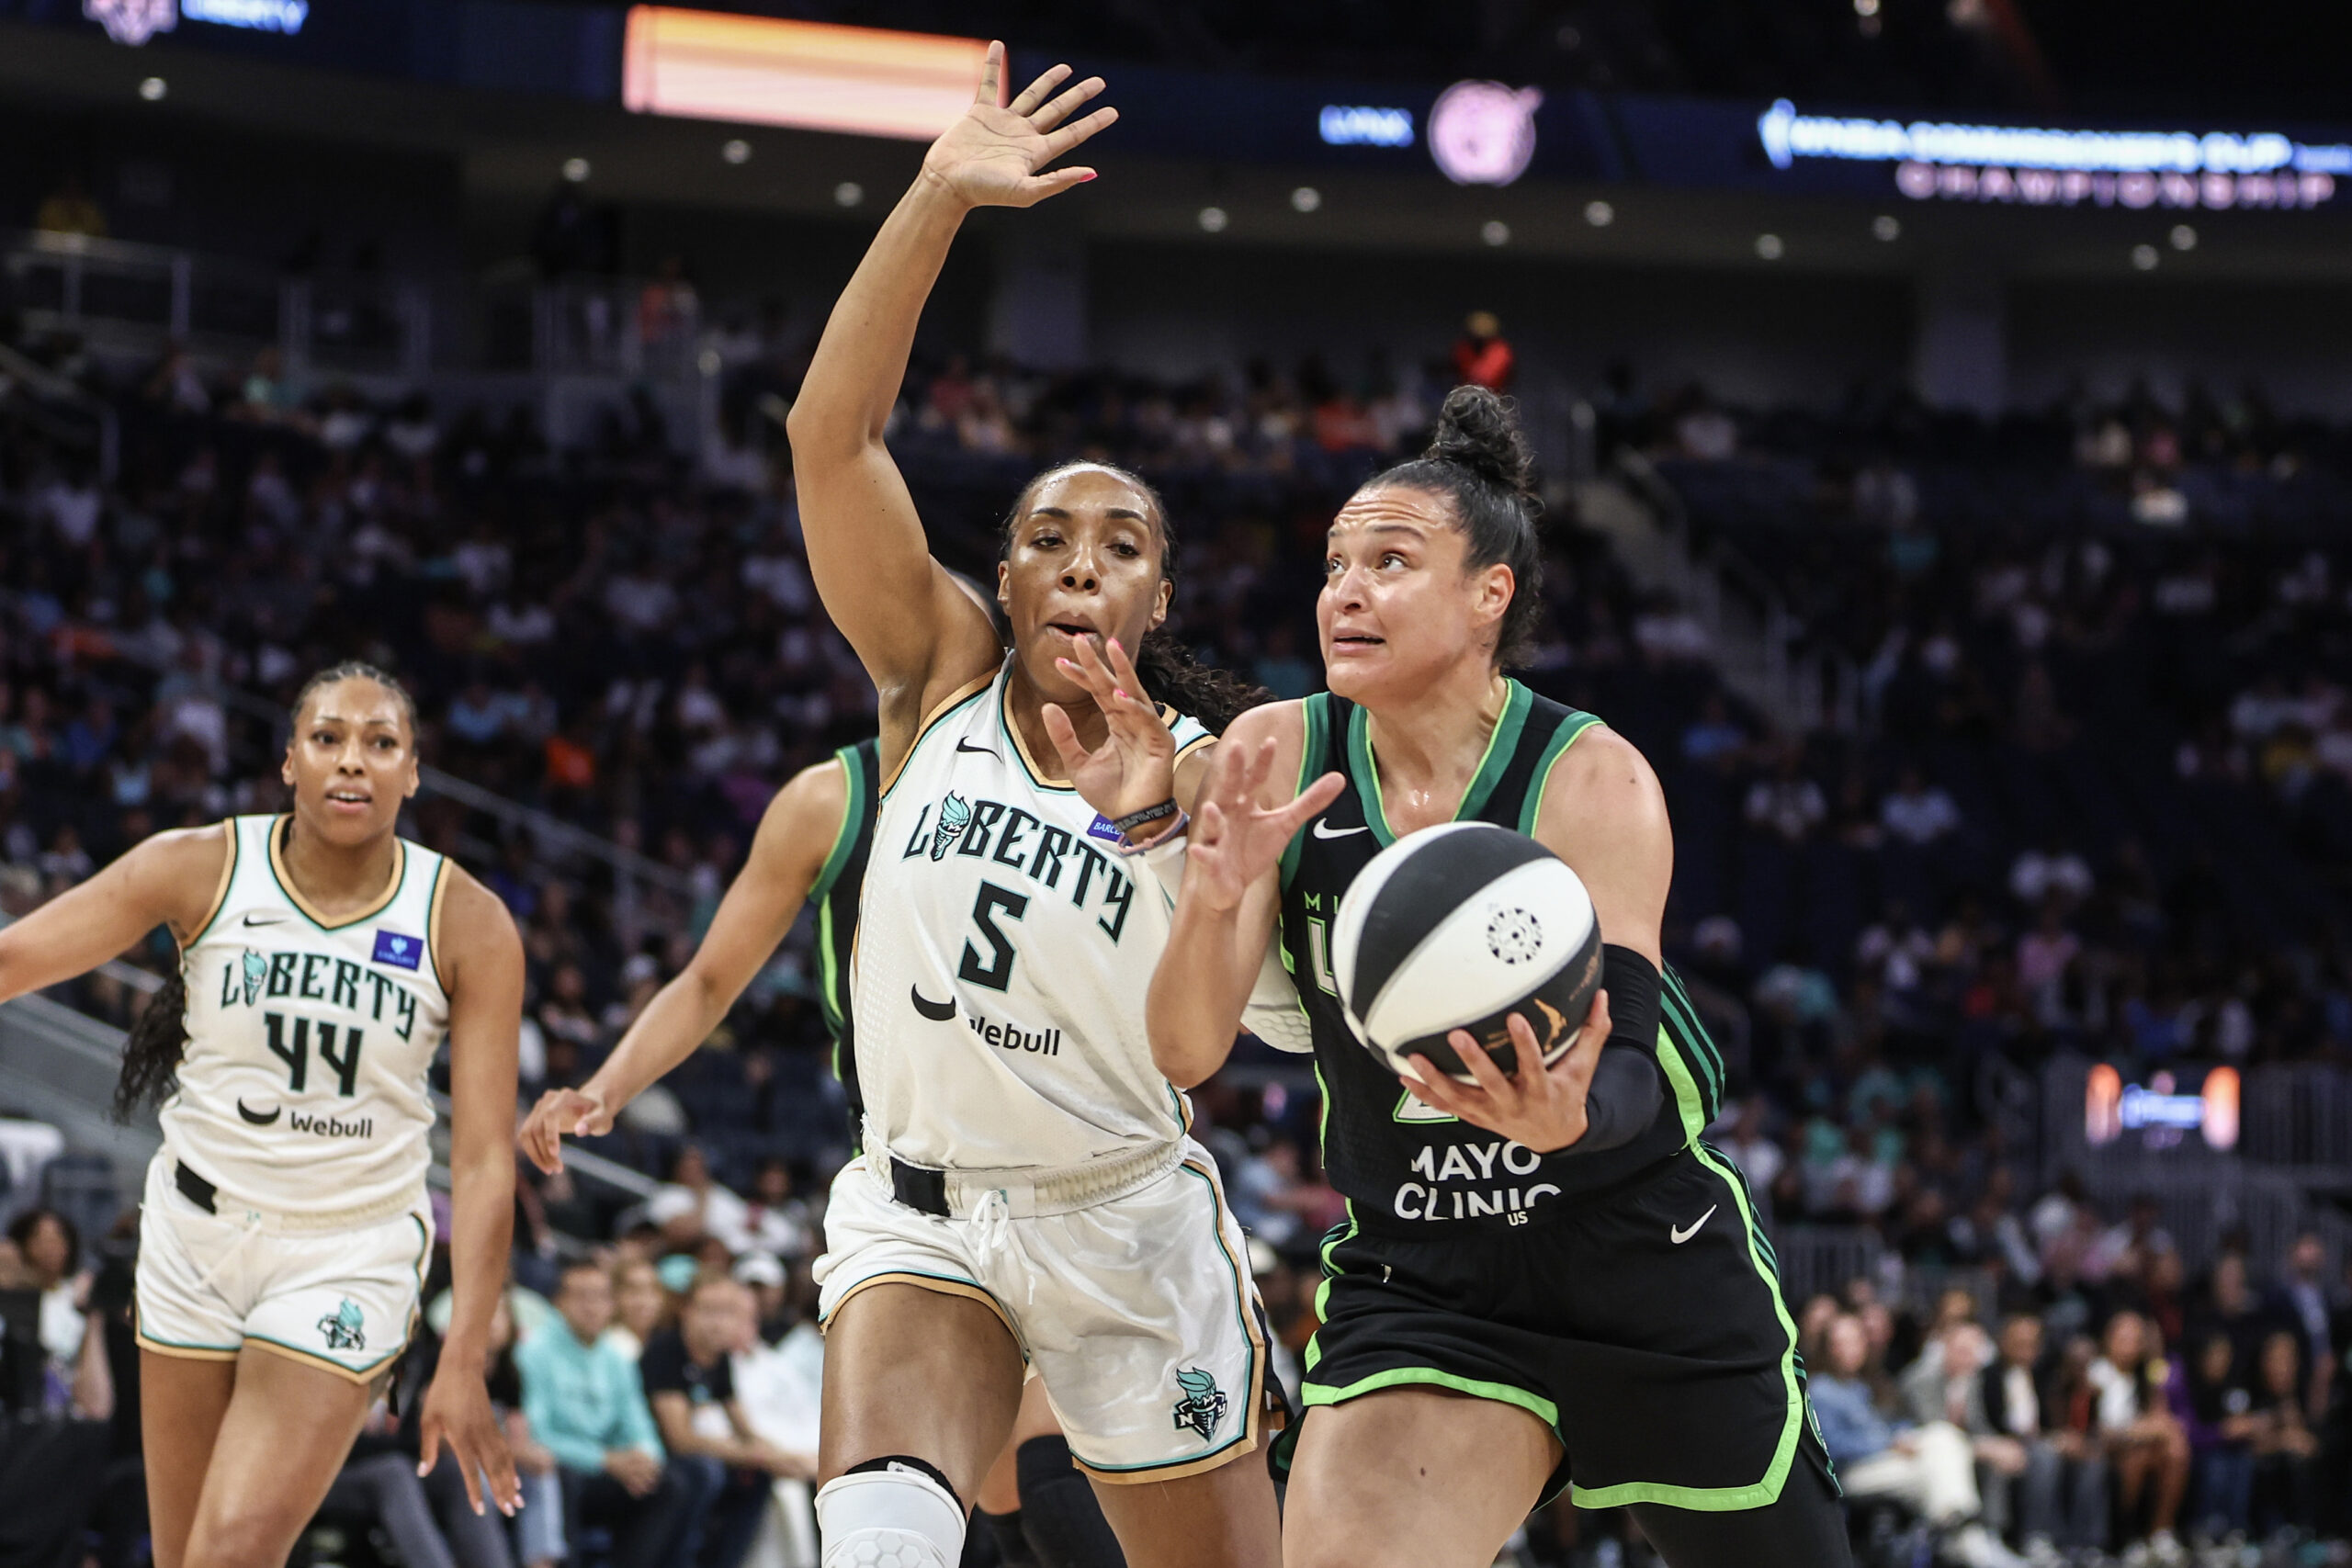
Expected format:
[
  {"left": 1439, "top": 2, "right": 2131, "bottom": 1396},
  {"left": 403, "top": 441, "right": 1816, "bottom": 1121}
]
[
  {"left": 1044, "top": 636, "right": 1175, "bottom": 821},
  {"left": 1188, "top": 735, "right": 1344, "bottom": 913},
  {"left": 922, "top": 43, "right": 1116, "bottom": 209}
]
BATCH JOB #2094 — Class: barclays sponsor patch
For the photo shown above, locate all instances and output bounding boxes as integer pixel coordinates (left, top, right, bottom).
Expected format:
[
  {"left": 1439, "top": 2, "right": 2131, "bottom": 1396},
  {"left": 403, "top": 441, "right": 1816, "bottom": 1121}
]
[
  {"left": 1084, "top": 813, "right": 1124, "bottom": 843},
  {"left": 372, "top": 929, "right": 423, "bottom": 970}
]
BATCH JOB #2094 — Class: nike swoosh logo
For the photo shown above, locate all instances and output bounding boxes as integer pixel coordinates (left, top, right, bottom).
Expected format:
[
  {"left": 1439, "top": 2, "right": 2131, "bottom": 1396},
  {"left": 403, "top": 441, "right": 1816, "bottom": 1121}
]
[
  {"left": 956, "top": 739, "right": 999, "bottom": 757},
  {"left": 236, "top": 1099, "right": 281, "bottom": 1126},
  {"left": 243, "top": 913, "right": 288, "bottom": 927},
  {"left": 1670, "top": 1205, "right": 1716, "bottom": 1245},
  {"left": 1312, "top": 819, "right": 1368, "bottom": 840},
  {"left": 909, "top": 986, "right": 957, "bottom": 1022}
]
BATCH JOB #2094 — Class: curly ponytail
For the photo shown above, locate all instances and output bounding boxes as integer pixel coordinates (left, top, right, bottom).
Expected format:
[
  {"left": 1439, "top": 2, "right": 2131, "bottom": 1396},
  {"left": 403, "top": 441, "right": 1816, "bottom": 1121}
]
[
  {"left": 1003, "top": 460, "right": 1273, "bottom": 736},
  {"left": 112, "top": 967, "right": 187, "bottom": 1122}
]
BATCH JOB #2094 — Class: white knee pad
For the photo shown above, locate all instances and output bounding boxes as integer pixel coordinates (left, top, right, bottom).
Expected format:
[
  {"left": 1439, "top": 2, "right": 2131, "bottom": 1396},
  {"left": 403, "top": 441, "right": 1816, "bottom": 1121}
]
[{"left": 817, "top": 1462, "right": 967, "bottom": 1568}]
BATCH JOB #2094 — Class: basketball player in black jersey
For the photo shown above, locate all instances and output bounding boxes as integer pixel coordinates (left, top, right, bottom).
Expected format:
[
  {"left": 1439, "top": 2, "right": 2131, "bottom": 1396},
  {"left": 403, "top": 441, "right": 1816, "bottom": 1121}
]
[{"left": 1130, "top": 389, "right": 1849, "bottom": 1567}]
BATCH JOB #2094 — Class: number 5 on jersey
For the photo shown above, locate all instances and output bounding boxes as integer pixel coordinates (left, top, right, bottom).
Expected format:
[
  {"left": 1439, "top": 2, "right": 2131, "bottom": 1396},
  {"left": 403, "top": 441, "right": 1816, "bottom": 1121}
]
[{"left": 959, "top": 882, "right": 1028, "bottom": 992}]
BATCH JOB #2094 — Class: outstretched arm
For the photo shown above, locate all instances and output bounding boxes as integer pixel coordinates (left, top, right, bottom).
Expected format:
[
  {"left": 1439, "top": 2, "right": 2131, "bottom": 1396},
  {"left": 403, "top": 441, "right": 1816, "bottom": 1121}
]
[
  {"left": 0, "top": 825, "right": 225, "bottom": 1002},
  {"left": 418, "top": 872, "right": 523, "bottom": 1516},
  {"left": 517, "top": 759, "right": 847, "bottom": 1173},
  {"left": 1147, "top": 705, "right": 1341, "bottom": 1087},
  {"left": 786, "top": 43, "right": 1117, "bottom": 747}
]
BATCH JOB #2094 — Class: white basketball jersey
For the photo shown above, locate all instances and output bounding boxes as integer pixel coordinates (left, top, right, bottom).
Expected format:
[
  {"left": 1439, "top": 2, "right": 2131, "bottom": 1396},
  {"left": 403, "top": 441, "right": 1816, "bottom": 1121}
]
[
  {"left": 853, "top": 660, "right": 1214, "bottom": 1175},
  {"left": 165, "top": 816, "right": 450, "bottom": 1215}
]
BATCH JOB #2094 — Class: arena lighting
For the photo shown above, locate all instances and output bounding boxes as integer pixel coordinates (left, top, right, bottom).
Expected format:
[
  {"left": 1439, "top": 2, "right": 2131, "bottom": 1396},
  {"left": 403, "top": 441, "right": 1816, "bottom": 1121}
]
[
  {"left": 2085, "top": 1064, "right": 2240, "bottom": 1151},
  {"left": 623, "top": 7, "right": 986, "bottom": 141},
  {"left": 1430, "top": 81, "right": 1542, "bottom": 186},
  {"left": 1318, "top": 106, "right": 1414, "bottom": 148},
  {"left": 182, "top": 0, "right": 306, "bottom": 32},
  {"left": 1758, "top": 98, "right": 2350, "bottom": 211}
]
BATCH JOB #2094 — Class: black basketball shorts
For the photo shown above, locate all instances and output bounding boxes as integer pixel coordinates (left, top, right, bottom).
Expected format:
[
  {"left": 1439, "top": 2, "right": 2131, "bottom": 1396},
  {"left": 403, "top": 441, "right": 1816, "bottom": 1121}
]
[{"left": 1276, "top": 1145, "right": 1835, "bottom": 1511}]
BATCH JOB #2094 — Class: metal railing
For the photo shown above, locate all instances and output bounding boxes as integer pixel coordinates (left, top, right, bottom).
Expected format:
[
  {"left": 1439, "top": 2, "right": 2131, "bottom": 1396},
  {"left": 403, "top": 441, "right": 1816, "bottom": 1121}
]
[
  {"left": 1611, "top": 448, "right": 1860, "bottom": 735},
  {"left": 6, "top": 229, "right": 431, "bottom": 381},
  {"left": 0, "top": 338, "right": 119, "bottom": 479}
]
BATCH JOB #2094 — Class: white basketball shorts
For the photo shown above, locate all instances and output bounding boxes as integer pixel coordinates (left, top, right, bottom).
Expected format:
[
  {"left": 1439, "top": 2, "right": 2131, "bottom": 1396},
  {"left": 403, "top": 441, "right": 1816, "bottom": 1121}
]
[
  {"left": 815, "top": 1139, "right": 1273, "bottom": 1483},
  {"left": 134, "top": 1151, "right": 433, "bottom": 1382}
]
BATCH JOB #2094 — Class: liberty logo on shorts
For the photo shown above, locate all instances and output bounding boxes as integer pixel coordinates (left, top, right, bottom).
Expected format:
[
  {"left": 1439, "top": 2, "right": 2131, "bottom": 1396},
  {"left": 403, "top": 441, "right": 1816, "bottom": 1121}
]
[
  {"left": 319, "top": 1298, "right": 367, "bottom": 1351},
  {"left": 1170, "top": 1367, "right": 1227, "bottom": 1443}
]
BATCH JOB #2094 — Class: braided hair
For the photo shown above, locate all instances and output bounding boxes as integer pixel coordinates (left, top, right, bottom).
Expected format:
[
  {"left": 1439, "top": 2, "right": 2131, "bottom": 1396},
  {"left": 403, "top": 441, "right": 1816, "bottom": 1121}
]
[
  {"left": 1361, "top": 386, "right": 1544, "bottom": 669},
  {"left": 111, "top": 661, "right": 418, "bottom": 1120},
  {"left": 1001, "top": 462, "right": 1270, "bottom": 734}
]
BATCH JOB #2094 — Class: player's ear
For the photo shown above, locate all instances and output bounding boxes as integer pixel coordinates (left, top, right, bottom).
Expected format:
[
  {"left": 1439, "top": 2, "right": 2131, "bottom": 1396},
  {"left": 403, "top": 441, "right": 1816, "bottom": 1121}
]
[
  {"left": 1475, "top": 562, "right": 1514, "bottom": 635},
  {"left": 1149, "top": 576, "right": 1171, "bottom": 631},
  {"left": 996, "top": 559, "right": 1012, "bottom": 613}
]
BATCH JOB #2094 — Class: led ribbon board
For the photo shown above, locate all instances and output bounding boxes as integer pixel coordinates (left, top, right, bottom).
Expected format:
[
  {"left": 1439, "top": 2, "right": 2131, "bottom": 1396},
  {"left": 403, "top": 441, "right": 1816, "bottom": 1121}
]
[
  {"left": 1758, "top": 98, "right": 2350, "bottom": 210},
  {"left": 623, "top": 7, "right": 986, "bottom": 140}
]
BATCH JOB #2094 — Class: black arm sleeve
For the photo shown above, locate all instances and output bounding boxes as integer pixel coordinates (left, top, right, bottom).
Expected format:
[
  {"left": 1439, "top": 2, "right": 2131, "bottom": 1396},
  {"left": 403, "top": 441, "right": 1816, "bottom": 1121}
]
[{"left": 1555, "top": 944, "right": 1666, "bottom": 1156}]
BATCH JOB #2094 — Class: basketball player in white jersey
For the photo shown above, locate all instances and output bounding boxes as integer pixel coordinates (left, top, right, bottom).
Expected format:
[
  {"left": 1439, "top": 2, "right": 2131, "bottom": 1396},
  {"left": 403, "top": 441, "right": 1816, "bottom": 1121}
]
[
  {"left": 778, "top": 42, "right": 1281, "bottom": 1568},
  {"left": 0, "top": 662, "right": 522, "bottom": 1568}
]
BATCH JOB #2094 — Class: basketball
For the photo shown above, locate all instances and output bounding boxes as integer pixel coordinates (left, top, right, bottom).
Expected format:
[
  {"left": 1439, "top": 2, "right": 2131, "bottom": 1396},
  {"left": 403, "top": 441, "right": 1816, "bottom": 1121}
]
[{"left": 1329, "top": 821, "right": 1604, "bottom": 1084}]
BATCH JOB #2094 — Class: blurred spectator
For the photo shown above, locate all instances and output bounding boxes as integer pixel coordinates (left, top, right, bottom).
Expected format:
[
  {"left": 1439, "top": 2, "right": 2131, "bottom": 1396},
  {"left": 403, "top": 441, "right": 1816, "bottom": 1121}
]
[
  {"left": 1744, "top": 748, "right": 1826, "bottom": 842},
  {"left": 34, "top": 173, "right": 107, "bottom": 238},
  {"left": 518, "top": 1259, "right": 694, "bottom": 1568},
  {"left": 648, "top": 1144, "right": 756, "bottom": 1258},
  {"left": 1984, "top": 1314, "right": 2106, "bottom": 1559},
  {"left": 2007, "top": 839, "right": 2093, "bottom": 909},
  {"left": 1679, "top": 694, "right": 1747, "bottom": 769},
  {"left": 640, "top": 1273, "right": 807, "bottom": 1568},
  {"left": 1813, "top": 1314, "right": 2019, "bottom": 1566},
  {"left": 2183, "top": 1327, "right": 2256, "bottom": 1542},
  {"left": 2249, "top": 1328, "right": 2321, "bottom": 1537},
  {"left": 605, "top": 1256, "right": 673, "bottom": 1363},
  {"left": 1449, "top": 311, "right": 1513, "bottom": 392},
  {"left": 2087, "top": 1311, "right": 2188, "bottom": 1560},
  {"left": 1881, "top": 766, "right": 1961, "bottom": 846}
]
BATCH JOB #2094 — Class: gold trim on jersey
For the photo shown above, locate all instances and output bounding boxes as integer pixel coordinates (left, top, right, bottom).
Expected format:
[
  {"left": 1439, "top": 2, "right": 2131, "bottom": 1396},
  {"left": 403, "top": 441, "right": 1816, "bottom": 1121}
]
[
  {"left": 182, "top": 820, "right": 241, "bottom": 950},
  {"left": 877, "top": 671, "right": 998, "bottom": 798},
  {"left": 424, "top": 856, "right": 454, "bottom": 990},
  {"left": 265, "top": 815, "right": 409, "bottom": 931}
]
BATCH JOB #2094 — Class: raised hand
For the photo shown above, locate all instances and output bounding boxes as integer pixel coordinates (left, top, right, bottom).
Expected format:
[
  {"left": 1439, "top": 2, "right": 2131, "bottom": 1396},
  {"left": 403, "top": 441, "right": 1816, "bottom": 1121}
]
[
  {"left": 1398, "top": 990, "right": 1612, "bottom": 1154},
  {"left": 1186, "top": 735, "right": 1344, "bottom": 913},
  {"left": 517, "top": 1086, "right": 611, "bottom": 1175},
  {"left": 920, "top": 42, "right": 1117, "bottom": 210},
  {"left": 1042, "top": 636, "right": 1174, "bottom": 823}
]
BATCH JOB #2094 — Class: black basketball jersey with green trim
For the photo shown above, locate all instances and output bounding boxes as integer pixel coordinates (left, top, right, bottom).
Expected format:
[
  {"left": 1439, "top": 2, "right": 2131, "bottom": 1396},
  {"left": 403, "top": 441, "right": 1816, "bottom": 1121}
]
[
  {"left": 1274, "top": 683, "right": 1727, "bottom": 1231},
  {"left": 808, "top": 738, "right": 878, "bottom": 1127}
]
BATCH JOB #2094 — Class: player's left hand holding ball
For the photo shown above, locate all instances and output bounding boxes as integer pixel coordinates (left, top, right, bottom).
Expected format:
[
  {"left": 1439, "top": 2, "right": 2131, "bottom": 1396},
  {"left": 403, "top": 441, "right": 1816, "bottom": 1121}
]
[
  {"left": 1399, "top": 991, "right": 1612, "bottom": 1154},
  {"left": 418, "top": 1363, "right": 522, "bottom": 1516}
]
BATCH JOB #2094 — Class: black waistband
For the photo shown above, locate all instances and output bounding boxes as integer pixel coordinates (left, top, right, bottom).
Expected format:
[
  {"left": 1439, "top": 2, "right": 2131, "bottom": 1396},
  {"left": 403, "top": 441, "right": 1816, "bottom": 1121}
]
[
  {"left": 888, "top": 1156, "right": 950, "bottom": 1218},
  {"left": 175, "top": 1160, "right": 219, "bottom": 1215}
]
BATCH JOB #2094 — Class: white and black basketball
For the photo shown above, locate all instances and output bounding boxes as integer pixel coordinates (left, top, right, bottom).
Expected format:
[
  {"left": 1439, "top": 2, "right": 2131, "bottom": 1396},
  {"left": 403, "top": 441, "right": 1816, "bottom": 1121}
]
[{"left": 1330, "top": 821, "right": 1603, "bottom": 1083}]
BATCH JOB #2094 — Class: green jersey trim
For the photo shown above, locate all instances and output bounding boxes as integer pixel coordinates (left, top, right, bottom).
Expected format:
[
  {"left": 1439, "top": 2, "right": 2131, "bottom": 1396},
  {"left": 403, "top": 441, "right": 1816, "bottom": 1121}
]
[
  {"left": 1279, "top": 696, "right": 1330, "bottom": 892},
  {"left": 1301, "top": 1365, "right": 1560, "bottom": 1430},
  {"left": 1346, "top": 681, "right": 1532, "bottom": 849},
  {"left": 1564, "top": 1124, "right": 1806, "bottom": 1512},
  {"left": 1515, "top": 711, "right": 1606, "bottom": 836},
  {"left": 809, "top": 745, "right": 870, "bottom": 904}
]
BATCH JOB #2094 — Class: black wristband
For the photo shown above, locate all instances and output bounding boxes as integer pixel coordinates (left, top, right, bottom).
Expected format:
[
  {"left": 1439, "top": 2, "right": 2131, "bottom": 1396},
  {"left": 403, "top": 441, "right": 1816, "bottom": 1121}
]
[{"left": 1112, "top": 799, "right": 1179, "bottom": 836}]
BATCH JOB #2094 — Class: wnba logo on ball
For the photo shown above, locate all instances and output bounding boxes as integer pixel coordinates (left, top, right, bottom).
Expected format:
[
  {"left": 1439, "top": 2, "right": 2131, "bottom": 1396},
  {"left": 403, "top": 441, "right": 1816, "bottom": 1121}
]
[{"left": 1429, "top": 81, "right": 1543, "bottom": 186}]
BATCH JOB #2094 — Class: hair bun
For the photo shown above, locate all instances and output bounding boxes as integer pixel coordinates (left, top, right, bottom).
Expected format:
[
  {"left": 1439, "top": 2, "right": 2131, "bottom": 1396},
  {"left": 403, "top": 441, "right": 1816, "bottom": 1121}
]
[{"left": 1424, "top": 385, "right": 1535, "bottom": 505}]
